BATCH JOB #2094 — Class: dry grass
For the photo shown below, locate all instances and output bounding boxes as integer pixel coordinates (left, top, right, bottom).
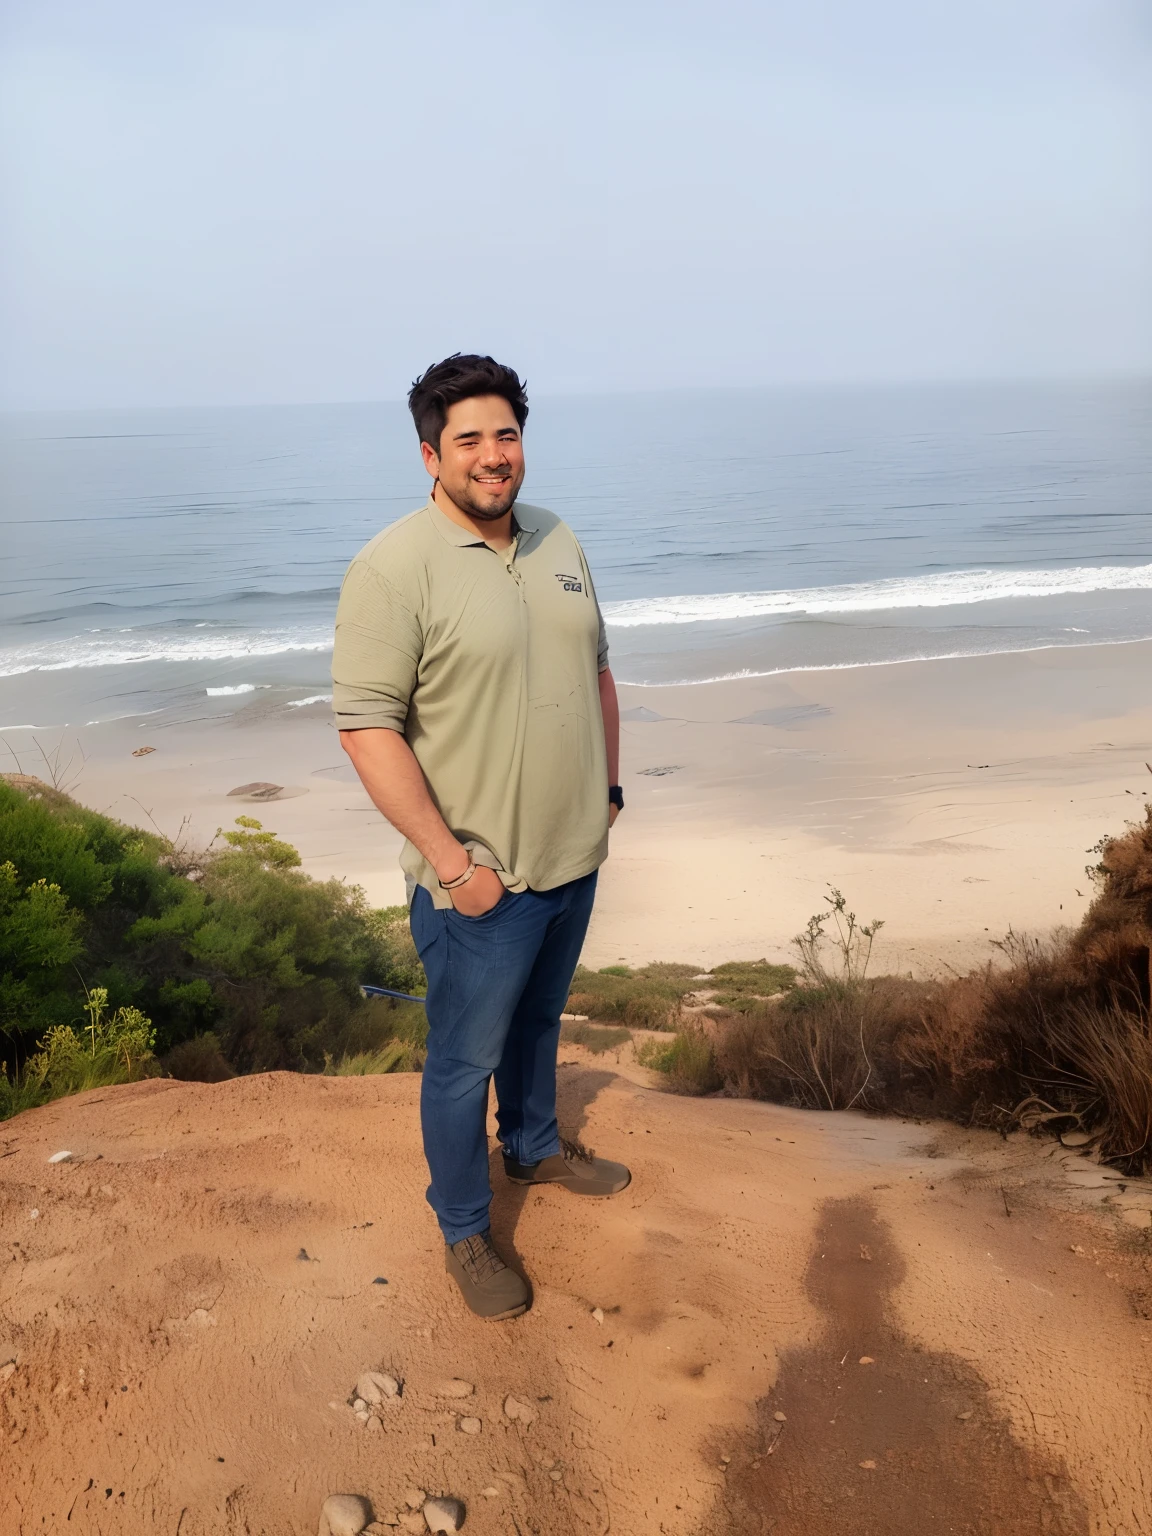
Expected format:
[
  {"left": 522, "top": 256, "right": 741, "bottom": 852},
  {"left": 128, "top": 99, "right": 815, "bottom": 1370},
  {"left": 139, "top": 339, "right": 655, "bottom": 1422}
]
[
  {"left": 636, "top": 1024, "right": 720, "bottom": 1094},
  {"left": 701, "top": 806, "right": 1152, "bottom": 1173}
]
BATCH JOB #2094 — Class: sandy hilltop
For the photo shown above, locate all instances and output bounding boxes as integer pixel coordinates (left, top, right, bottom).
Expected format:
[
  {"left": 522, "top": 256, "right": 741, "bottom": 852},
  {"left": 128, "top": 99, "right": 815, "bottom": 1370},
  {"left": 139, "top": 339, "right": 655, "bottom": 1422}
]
[
  {"left": 3, "top": 641, "right": 1152, "bottom": 1534},
  {"left": 2, "top": 1053, "right": 1151, "bottom": 1535}
]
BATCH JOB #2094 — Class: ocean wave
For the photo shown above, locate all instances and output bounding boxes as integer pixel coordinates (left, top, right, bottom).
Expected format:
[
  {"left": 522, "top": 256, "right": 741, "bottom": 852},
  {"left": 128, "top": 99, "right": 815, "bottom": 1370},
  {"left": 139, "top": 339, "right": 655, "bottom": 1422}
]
[
  {"left": 614, "top": 633, "right": 1152, "bottom": 687},
  {"left": 601, "top": 563, "right": 1152, "bottom": 627},
  {"left": 0, "top": 630, "right": 332, "bottom": 678}
]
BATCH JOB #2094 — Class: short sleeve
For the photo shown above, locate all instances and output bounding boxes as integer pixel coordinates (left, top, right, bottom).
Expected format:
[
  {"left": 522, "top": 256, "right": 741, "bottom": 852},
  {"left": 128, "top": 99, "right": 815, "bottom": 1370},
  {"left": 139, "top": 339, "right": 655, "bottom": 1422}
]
[
  {"left": 331, "top": 560, "right": 423, "bottom": 730},
  {"left": 575, "top": 539, "right": 609, "bottom": 672}
]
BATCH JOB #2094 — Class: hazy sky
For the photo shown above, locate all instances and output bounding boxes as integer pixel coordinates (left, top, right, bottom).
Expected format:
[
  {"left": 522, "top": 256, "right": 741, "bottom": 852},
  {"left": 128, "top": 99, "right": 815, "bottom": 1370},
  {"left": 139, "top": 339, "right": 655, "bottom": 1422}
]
[{"left": 1, "top": 0, "right": 1149, "bottom": 409}]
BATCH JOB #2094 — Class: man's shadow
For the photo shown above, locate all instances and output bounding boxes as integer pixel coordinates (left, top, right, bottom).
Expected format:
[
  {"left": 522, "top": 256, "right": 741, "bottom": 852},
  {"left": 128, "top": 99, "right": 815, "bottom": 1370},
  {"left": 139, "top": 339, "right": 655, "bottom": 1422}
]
[{"left": 486, "top": 1062, "right": 619, "bottom": 1293}]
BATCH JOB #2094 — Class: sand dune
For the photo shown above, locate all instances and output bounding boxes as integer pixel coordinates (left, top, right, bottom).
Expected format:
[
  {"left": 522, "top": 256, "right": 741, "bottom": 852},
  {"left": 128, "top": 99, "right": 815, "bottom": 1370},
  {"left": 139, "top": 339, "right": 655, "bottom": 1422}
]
[{"left": 2, "top": 1054, "right": 1150, "bottom": 1535}]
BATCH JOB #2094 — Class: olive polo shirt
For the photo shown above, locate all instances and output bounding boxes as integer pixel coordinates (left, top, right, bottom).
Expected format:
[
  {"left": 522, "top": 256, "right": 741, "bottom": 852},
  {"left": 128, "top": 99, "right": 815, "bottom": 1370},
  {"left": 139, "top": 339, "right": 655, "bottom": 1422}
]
[{"left": 332, "top": 497, "right": 609, "bottom": 908}]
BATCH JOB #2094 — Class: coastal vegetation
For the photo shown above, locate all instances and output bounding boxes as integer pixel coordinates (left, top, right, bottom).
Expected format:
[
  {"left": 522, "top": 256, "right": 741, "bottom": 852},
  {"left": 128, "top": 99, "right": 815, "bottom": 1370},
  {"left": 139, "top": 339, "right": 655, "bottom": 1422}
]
[
  {"left": 2, "top": 774, "right": 1149, "bottom": 1175},
  {"left": 0, "top": 777, "right": 425, "bottom": 1116},
  {"left": 645, "top": 815, "right": 1152, "bottom": 1176}
]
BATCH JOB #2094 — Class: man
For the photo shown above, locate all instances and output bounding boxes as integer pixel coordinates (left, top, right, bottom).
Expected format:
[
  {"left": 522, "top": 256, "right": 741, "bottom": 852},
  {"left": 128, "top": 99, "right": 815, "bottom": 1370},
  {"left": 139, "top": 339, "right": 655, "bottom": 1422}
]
[{"left": 332, "top": 353, "right": 629, "bottom": 1321}]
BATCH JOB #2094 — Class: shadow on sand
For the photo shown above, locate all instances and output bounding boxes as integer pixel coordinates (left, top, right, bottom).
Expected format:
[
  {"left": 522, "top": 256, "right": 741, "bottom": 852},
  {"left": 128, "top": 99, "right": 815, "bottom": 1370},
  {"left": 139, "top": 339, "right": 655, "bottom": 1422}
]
[
  {"left": 484, "top": 1063, "right": 618, "bottom": 1301},
  {"left": 711, "top": 1196, "right": 1089, "bottom": 1535}
]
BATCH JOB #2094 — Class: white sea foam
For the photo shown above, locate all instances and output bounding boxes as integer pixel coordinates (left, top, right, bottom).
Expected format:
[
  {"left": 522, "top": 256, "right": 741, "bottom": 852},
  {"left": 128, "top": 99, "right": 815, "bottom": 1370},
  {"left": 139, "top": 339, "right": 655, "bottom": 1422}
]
[
  {"left": 286, "top": 694, "right": 332, "bottom": 707},
  {"left": 601, "top": 563, "right": 1152, "bottom": 627},
  {"left": 0, "top": 631, "right": 331, "bottom": 678},
  {"left": 615, "top": 633, "right": 1152, "bottom": 687},
  {"left": 205, "top": 683, "right": 258, "bottom": 696}
]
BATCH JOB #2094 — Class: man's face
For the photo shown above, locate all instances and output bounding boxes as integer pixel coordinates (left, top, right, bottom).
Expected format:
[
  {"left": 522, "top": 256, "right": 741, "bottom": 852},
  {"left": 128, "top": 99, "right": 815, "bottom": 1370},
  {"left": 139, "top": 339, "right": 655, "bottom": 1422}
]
[{"left": 421, "top": 395, "right": 525, "bottom": 522}]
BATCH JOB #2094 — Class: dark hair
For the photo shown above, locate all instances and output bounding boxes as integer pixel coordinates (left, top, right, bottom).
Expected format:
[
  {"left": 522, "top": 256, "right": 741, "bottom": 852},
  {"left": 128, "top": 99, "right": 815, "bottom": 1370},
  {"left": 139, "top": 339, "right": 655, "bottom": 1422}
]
[{"left": 407, "top": 353, "right": 529, "bottom": 453}]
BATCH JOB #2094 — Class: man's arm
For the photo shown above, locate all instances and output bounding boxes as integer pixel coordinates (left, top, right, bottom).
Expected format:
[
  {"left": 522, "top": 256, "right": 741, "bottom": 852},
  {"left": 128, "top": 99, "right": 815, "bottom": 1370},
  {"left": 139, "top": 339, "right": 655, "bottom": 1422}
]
[
  {"left": 598, "top": 666, "right": 621, "bottom": 826},
  {"left": 339, "top": 727, "right": 505, "bottom": 915}
]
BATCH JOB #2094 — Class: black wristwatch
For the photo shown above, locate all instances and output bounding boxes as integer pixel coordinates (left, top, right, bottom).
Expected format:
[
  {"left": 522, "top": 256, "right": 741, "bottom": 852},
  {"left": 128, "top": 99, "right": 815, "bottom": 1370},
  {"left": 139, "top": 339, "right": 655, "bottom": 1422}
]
[{"left": 608, "top": 785, "right": 624, "bottom": 811}]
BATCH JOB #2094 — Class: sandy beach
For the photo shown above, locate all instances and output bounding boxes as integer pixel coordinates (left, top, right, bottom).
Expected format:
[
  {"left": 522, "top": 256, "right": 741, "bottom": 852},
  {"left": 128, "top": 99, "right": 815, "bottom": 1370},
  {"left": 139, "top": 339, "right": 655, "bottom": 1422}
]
[{"left": 20, "top": 637, "right": 1150, "bottom": 978}]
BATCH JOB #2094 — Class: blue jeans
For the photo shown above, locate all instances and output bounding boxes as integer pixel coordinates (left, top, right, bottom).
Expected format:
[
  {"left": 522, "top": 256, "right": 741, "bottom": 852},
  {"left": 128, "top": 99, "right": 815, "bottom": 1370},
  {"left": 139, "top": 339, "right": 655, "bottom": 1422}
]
[{"left": 409, "top": 872, "right": 599, "bottom": 1245}]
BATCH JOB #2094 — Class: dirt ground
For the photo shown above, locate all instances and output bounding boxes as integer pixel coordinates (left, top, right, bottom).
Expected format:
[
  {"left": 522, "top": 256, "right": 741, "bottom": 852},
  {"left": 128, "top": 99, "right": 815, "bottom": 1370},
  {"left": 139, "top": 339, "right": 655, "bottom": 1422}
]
[{"left": 2, "top": 1054, "right": 1150, "bottom": 1536}]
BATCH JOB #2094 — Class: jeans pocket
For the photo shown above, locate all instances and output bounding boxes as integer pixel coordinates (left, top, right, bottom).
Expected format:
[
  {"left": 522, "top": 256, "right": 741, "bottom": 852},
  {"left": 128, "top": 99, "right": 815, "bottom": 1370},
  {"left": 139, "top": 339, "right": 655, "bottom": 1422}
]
[
  {"left": 408, "top": 886, "right": 444, "bottom": 958},
  {"left": 449, "top": 888, "right": 512, "bottom": 924}
]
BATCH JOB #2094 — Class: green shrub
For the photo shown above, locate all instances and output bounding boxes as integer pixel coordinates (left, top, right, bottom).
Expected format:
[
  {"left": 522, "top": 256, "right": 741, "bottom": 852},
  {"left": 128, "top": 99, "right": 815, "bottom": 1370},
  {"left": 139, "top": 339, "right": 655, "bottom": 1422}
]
[
  {"left": 1, "top": 985, "right": 158, "bottom": 1119},
  {"left": 0, "top": 780, "right": 426, "bottom": 1089},
  {"left": 637, "top": 1024, "right": 720, "bottom": 1095},
  {"left": 708, "top": 959, "right": 796, "bottom": 1006},
  {"left": 163, "top": 1032, "right": 235, "bottom": 1083},
  {"left": 363, "top": 905, "right": 426, "bottom": 996},
  {"left": 567, "top": 962, "right": 694, "bottom": 1030}
]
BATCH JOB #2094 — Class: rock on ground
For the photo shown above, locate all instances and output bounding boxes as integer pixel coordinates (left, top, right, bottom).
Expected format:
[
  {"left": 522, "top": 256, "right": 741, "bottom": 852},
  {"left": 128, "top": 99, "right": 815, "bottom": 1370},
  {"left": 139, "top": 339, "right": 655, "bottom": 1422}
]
[
  {"left": 503, "top": 1394, "right": 537, "bottom": 1426},
  {"left": 422, "top": 1496, "right": 466, "bottom": 1533},
  {"left": 318, "top": 1492, "right": 374, "bottom": 1536},
  {"left": 356, "top": 1369, "right": 400, "bottom": 1405}
]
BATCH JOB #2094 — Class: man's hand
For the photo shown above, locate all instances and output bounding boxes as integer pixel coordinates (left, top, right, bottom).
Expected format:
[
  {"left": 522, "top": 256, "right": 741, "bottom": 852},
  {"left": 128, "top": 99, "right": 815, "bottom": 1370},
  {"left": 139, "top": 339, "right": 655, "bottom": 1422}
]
[
  {"left": 449, "top": 864, "right": 507, "bottom": 917},
  {"left": 608, "top": 804, "right": 620, "bottom": 829}
]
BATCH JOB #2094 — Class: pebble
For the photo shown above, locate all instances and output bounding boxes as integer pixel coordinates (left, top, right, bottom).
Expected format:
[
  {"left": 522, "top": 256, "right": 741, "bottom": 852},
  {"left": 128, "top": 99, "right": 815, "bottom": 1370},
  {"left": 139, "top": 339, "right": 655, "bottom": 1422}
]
[
  {"left": 352, "top": 1398, "right": 369, "bottom": 1414},
  {"left": 859, "top": 1460, "right": 877, "bottom": 1470},
  {"left": 422, "top": 1497, "right": 465, "bottom": 1534},
  {"left": 403, "top": 1488, "right": 426, "bottom": 1510},
  {"left": 591, "top": 1307, "right": 604, "bottom": 1325},
  {"left": 29, "top": 1209, "right": 39, "bottom": 1221},
  {"left": 773, "top": 1411, "right": 787, "bottom": 1422},
  {"left": 548, "top": 1469, "right": 563, "bottom": 1482},
  {"left": 504, "top": 1394, "right": 537, "bottom": 1426},
  {"left": 957, "top": 1410, "right": 973, "bottom": 1421},
  {"left": 48, "top": 1151, "right": 73, "bottom": 1164},
  {"left": 356, "top": 1370, "right": 400, "bottom": 1405},
  {"left": 480, "top": 1487, "right": 500, "bottom": 1498},
  {"left": 365, "top": 1415, "right": 382, "bottom": 1433},
  {"left": 457, "top": 1416, "right": 482, "bottom": 1435},
  {"left": 318, "top": 1493, "right": 374, "bottom": 1536},
  {"left": 436, "top": 1378, "right": 474, "bottom": 1398},
  {"left": 858, "top": 1356, "right": 874, "bottom": 1366}
]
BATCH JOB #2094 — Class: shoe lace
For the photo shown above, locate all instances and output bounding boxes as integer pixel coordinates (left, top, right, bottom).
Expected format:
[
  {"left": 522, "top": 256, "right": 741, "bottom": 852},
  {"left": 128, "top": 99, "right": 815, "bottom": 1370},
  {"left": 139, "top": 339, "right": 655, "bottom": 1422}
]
[
  {"left": 455, "top": 1231, "right": 507, "bottom": 1285},
  {"left": 560, "top": 1136, "right": 595, "bottom": 1164}
]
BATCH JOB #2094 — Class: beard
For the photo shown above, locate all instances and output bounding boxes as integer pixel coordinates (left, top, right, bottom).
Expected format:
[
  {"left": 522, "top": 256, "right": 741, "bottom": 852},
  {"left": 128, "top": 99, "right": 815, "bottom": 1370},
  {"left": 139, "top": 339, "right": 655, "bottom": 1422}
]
[{"left": 441, "top": 468, "right": 523, "bottom": 521}]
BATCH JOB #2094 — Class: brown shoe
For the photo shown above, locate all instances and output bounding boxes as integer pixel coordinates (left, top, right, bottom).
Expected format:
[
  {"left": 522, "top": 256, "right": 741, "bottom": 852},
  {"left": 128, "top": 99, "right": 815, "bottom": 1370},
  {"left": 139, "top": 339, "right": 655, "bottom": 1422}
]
[
  {"left": 445, "top": 1230, "right": 529, "bottom": 1320},
  {"left": 503, "top": 1138, "right": 631, "bottom": 1196}
]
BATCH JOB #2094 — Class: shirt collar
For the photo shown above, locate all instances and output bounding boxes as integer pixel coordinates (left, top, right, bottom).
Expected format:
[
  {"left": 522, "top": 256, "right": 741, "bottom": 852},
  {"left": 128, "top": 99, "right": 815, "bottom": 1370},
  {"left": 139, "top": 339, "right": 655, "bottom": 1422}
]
[{"left": 423, "top": 495, "right": 537, "bottom": 546}]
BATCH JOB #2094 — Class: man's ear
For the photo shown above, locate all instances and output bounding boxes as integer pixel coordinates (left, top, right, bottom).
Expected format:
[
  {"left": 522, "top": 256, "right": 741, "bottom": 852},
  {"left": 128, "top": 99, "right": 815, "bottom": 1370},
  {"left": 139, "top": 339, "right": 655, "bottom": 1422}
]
[{"left": 420, "top": 438, "right": 440, "bottom": 478}]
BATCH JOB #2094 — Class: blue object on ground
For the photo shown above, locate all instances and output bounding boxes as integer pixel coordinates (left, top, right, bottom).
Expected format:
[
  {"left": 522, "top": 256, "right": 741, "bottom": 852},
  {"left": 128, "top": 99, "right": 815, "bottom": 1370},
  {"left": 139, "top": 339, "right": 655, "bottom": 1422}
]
[{"left": 361, "top": 984, "right": 427, "bottom": 1004}]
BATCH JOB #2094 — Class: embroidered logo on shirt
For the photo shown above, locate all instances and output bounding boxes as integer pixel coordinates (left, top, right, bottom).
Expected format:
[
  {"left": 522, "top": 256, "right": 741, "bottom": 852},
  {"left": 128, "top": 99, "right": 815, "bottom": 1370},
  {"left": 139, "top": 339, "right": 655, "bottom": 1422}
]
[{"left": 555, "top": 573, "right": 584, "bottom": 593}]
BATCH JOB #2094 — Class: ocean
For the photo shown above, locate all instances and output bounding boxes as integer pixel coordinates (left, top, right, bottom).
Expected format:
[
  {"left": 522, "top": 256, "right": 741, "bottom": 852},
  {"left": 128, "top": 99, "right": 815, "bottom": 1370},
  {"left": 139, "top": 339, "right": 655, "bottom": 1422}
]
[{"left": 1, "top": 379, "right": 1149, "bottom": 734}]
